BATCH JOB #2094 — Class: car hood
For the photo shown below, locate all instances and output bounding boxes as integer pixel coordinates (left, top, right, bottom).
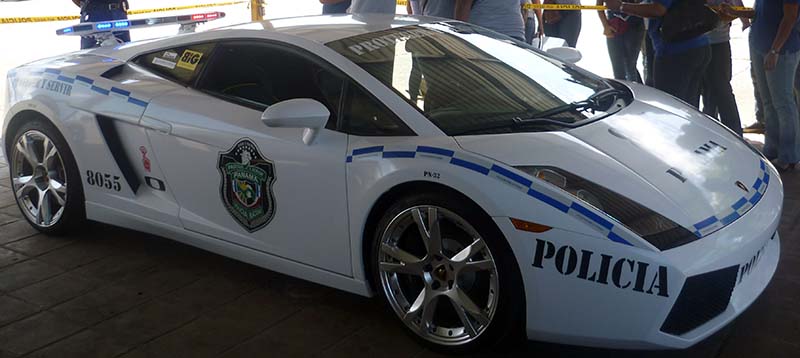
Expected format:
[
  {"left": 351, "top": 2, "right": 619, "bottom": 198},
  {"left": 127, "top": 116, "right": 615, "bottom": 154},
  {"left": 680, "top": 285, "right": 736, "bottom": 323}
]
[{"left": 455, "top": 82, "right": 770, "bottom": 233}]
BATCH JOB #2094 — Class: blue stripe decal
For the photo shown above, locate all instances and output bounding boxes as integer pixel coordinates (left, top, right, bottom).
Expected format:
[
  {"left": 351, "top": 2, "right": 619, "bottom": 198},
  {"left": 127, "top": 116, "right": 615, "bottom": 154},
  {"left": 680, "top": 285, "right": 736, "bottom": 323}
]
[
  {"left": 383, "top": 151, "right": 416, "bottom": 159},
  {"left": 694, "top": 216, "right": 719, "bottom": 230},
  {"left": 731, "top": 197, "right": 748, "bottom": 210},
  {"left": 749, "top": 191, "right": 763, "bottom": 204},
  {"left": 571, "top": 203, "right": 614, "bottom": 230},
  {"left": 75, "top": 75, "right": 94, "bottom": 84},
  {"left": 44, "top": 68, "right": 61, "bottom": 75},
  {"left": 752, "top": 178, "right": 763, "bottom": 190},
  {"left": 491, "top": 165, "right": 533, "bottom": 187},
  {"left": 346, "top": 156, "right": 353, "bottom": 163},
  {"left": 763, "top": 173, "right": 770, "bottom": 185},
  {"left": 608, "top": 231, "right": 633, "bottom": 246},
  {"left": 417, "top": 146, "right": 455, "bottom": 157},
  {"left": 352, "top": 146, "right": 384, "bottom": 156},
  {"left": 760, "top": 161, "right": 766, "bottom": 170},
  {"left": 527, "top": 188, "right": 569, "bottom": 213},
  {"left": 720, "top": 211, "right": 740, "bottom": 226},
  {"left": 127, "top": 97, "right": 148, "bottom": 107},
  {"left": 110, "top": 87, "right": 131, "bottom": 97},
  {"left": 56, "top": 75, "right": 74, "bottom": 84},
  {"left": 91, "top": 86, "right": 109, "bottom": 95},
  {"left": 450, "top": 158, "right": 490, "bottom": 175}
]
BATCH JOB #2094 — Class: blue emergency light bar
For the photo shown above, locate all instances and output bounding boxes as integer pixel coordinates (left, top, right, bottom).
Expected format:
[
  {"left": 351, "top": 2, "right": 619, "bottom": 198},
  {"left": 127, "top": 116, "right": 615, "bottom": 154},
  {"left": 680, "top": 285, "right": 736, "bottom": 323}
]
[{"left": 55, "top": 11, "right": 225, "bottom": 36}]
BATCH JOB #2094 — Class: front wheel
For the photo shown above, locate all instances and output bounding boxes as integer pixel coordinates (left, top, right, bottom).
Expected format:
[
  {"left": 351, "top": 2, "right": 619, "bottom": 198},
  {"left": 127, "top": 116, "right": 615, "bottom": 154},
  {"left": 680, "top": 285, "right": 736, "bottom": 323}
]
[
  {"left": 8, "top": 118, "right": 85, "bottom": 234},
  {"left": 371, "top": 193, "right": 524, "bottom": 353}
]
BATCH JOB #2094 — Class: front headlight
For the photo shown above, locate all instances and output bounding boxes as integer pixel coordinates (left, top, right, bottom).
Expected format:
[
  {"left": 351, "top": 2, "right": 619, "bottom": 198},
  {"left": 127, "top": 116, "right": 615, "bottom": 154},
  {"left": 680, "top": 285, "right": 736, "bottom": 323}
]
[{"left": 516, "top": 166, "right": 697, "bottom": 250}]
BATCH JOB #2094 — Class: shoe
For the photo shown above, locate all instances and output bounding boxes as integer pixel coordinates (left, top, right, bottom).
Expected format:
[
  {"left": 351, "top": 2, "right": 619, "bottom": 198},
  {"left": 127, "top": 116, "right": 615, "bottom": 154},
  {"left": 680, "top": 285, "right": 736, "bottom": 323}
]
[{"left": 743, "top": 122, "right": 765, "bottom": 134}]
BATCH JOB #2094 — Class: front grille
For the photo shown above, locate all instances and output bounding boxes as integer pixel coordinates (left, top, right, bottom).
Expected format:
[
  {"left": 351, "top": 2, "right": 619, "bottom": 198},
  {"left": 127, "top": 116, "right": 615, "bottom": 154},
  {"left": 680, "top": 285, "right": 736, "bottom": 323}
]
[{"left": 660, "top": 266, "right": 738, "bottom": 336}]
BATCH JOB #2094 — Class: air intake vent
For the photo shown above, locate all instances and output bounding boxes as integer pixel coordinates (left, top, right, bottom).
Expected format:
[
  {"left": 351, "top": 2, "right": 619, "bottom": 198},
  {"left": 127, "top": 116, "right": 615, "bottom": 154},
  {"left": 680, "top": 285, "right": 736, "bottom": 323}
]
[{"left": 660, "top": 266, "right": 738, "bottom": 335}]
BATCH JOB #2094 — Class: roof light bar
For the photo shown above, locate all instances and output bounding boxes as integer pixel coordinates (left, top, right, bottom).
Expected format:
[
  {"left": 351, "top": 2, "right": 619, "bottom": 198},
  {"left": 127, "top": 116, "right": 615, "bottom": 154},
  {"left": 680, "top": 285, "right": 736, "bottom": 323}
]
[{"left": 55, "top": 11, "right": 226, "bottom": 36}]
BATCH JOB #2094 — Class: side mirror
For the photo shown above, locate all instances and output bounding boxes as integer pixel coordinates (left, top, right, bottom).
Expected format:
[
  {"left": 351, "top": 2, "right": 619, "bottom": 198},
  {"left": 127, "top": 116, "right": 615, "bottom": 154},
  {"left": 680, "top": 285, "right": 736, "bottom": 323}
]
[
  {"left": 262, "top": 98, "right": 330, "bottom": 145},
  {"left": 546, "top": 47, "right": 582, "bottom": 64}
]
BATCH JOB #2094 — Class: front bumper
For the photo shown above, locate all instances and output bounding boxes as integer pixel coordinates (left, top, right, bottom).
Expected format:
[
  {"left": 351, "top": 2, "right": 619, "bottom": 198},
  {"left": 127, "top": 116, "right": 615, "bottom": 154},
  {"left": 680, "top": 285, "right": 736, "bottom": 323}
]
[{"left": 496, "top": 166, "right": 782, "bottom": 349}]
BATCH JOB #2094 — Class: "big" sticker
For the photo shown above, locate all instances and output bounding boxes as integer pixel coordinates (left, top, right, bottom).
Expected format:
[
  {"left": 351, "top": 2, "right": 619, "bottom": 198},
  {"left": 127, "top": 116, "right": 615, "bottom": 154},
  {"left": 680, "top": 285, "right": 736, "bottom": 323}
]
[{"left": 177, "top": 49, "right": 203, "bottom": 71}]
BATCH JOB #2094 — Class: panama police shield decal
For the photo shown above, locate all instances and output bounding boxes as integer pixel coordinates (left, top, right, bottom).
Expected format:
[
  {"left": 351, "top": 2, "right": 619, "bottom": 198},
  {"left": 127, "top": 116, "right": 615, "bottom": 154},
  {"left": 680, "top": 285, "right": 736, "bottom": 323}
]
[{"left": 218, "top": 138, "right": 276, "bottom": 232}]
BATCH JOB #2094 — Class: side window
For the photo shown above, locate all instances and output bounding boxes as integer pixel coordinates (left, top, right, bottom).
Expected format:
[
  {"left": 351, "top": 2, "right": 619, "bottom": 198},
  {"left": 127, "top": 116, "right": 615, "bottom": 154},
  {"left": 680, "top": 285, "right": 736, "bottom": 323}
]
[
  {"left": 196, "top": 43, "right": 344, "bottom": 127},
  {"left": 341, "top": 82, "right": 415, "bottom": 136},
  {"left": 134, "top": 43, "right": 215, "bottom": 85}
]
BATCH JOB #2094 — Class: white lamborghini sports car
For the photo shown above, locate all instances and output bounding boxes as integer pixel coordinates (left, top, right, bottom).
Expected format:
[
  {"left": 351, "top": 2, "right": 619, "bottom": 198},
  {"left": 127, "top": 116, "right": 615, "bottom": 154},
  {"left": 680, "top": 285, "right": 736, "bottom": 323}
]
[{"left": 2, "top": 14, "right": 782, "bottom": 353}]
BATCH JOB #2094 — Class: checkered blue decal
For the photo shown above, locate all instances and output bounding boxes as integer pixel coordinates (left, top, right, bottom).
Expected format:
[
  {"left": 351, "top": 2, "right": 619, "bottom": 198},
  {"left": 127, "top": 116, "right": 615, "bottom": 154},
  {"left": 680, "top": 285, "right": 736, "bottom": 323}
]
[
  {"left": 347, "top": 145, "right": 635, "bottom": 247},
  {"left": 692, "top": 160, "right": 770, "bottom": 238},
  {"left": 40, "top": 68, "right": 149, "bottom": 108}
]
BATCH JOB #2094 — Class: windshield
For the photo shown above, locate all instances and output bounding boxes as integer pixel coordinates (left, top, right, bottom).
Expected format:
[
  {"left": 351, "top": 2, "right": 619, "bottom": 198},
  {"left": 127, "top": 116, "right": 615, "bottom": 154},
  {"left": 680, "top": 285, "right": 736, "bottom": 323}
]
[{"left": 326, "top": 22, "right": 615, "bottom": 135}]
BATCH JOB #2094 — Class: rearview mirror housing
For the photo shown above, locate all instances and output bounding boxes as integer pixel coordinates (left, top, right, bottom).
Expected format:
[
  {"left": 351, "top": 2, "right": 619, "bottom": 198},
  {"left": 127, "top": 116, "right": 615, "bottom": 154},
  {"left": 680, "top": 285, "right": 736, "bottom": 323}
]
[
  {"left": 546, "top": 47, "right": 583, "bottom": 64},
  {"left": 262, "top": 98, "right": 330, "bottom": 145}
]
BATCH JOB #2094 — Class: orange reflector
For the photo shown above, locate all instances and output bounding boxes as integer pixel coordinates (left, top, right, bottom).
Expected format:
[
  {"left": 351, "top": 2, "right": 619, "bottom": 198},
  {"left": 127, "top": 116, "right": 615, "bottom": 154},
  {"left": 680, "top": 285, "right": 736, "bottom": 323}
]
[{"left": 510, "top": 218, "right": 552, "bottom": 233}]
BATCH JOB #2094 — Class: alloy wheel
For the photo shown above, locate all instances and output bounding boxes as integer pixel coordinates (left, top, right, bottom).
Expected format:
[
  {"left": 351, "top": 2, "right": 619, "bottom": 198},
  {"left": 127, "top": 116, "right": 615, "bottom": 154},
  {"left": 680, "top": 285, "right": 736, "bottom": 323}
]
[
  {"left": 11, "top": 130, "right": 68, "bottom": 227},
  {"left": 378, "top": 206, "right": 499, "bottom": 346}
]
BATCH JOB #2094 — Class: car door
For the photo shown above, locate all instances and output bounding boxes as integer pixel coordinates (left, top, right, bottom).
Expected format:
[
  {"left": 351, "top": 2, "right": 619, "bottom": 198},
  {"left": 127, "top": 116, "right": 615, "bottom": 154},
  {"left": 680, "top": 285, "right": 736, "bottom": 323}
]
[{"left": 137, "top": 40, "right": 355, "bottom": 275}]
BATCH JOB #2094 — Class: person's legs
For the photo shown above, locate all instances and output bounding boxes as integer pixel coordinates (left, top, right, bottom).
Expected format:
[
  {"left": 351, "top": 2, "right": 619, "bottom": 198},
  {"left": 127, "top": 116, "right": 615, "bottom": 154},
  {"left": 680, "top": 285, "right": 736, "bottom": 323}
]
[
  {"left": 560, "top": 11, "right": 581, "bottom": 48},
  {"left": 712, "top": 42, "right": 743, "bottom": 136},
  {"left": 525, "top": 16, "right": 535, "bottom": 44},
  {"left": 752, "top": 48, "right": 780, "bottom": 159},
  {"left": 763, "top": 50, "right": 800, "bottom": 164},
  {"left": 686, "top": 46, "right": 712, "bottom": 108},
  {"left": 643, "top": 35, "right": 655, "bottom": 87},
  {"left": 622, "top": 24, "right": 644, "bottom": 83},
  {"left": 655, "top": 54, "right": 691, "bottom": 102},
  {"left": 607, "top": 36, "right": 627, "bottom": 80},
  {"left": 701, "top": 44, "right": 720, "bottom": 117}
]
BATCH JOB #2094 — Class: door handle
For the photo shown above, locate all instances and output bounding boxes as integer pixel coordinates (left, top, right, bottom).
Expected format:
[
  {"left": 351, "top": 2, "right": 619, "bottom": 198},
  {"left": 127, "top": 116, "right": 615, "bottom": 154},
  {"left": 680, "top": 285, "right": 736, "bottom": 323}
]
[{"left": 141, "top": 116, "right": 172, "bottom": 134}]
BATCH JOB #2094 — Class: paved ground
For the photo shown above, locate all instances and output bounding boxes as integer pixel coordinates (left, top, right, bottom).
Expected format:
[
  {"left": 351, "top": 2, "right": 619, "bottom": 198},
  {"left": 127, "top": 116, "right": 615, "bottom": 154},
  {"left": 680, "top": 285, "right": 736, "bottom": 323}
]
[{"left": 0, "top": 150, "right": 798, "bottom": 357}]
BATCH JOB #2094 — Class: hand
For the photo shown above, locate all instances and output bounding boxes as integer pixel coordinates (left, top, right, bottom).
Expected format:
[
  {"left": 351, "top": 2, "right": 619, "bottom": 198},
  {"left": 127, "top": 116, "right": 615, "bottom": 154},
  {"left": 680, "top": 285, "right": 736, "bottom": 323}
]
[
  {"left": 537, "top": 24, "right": 545, "bottom": 38},
  {"left": 603, "top": 25, "right": 617, "bottom": 38},
  {"left": 605, "top": 0, "right": 622, "bottom": 11},
  {"left": 765, "top": 52, "right": 779, "bottom": 71}
]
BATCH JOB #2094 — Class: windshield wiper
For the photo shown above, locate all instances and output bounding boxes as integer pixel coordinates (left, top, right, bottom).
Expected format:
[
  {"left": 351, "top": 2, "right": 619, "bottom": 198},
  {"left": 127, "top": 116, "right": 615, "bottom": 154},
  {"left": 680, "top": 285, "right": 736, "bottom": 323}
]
[
  {"left": 523, "top": 88, "right": 627, "bottom": 121},
  {"left": 452, "top": 88, "right": 627, "bottom": 136}
]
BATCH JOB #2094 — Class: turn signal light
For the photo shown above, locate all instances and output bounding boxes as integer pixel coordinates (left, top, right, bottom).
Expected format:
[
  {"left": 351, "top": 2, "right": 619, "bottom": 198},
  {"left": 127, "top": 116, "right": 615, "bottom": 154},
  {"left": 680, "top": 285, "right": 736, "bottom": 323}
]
[{"left": 510, "top": 218, "right": 552, "bottom": 233}]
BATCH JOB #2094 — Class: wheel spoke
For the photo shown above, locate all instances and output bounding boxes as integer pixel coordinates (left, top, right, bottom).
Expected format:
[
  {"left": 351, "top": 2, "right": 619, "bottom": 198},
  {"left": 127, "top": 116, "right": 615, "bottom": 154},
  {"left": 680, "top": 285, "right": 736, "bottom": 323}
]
[
  {"left": 50, "top": 179, "right": 67, "bottom": 194},
  {"left": 381, "top": 243, "right": 422, "bottom": 265},
  {"left": 42, "top": 137, "right": 58, "bottom": 168},
  {"left": 380, "top": 261, "right": 423, "bottom": 276},
  {"left": 403, "top": 288, "right": 426, "bottom": 324},
  {"left": 49, "top": 187, "right": 66, "bottom": 206},
  {"left": 37, "top": 189, "right": 52, "bottom": 226},
  {"left": 420, "top": 294, "right": 439, "bottom": 332},
  {"left": 16, "top": 139, "right": 39, "bottom": 167},
  {"left": 412, "top": 207, "right": 442, "bottom": 255},
  {"left": 449, "top": 287, "right": 490, "bottom": 337},
  {"left": 451, "top": 239, "right": 486, "bottom": 262},
  {"left": 460, "top": 259, "right": 494, "bottom": 273}
]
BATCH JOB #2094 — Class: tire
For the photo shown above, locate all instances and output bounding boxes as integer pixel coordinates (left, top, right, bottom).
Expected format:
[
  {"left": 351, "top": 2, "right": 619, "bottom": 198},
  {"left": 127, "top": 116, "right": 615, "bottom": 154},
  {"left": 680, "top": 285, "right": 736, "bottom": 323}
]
[
  {"left": 370, "top": 192, "right": 524, "bottom": 354},
  {"left": 8, "top": 118, "right": 85, "bottom": 235}
]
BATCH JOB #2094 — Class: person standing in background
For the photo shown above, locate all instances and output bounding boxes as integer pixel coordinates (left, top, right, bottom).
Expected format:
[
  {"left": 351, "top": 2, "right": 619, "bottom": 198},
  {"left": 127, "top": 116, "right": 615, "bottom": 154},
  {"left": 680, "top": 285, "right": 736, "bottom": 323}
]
[
  {"left": 597, "top": 0, "right": 644, "bottom": 82},
  {"left": 72, "top": 0, "right": 130, "bottom": 49},
  {"left": 603, "top": 0, "right": 711, "bottom": 108},
  {"left": 349, "top": 0, "right": 398, "bottom": 13},
  {"left": 320, "top": 0, "right": 352, "bottom": 14},
  {"left": 408, "top": 0, "right": 422, "bottom": 14},
  {"left": 542, "top": 0, "right": 582, "bottom": 47},
  {"left": 454, "top": 0, "right": 526, "bottom": 41},
  {"left": 700, "top": 0, "right": 750, "bottom": 136},
  {"left": 722, "top": 0, "right": 800, "bottom": 172},
  {"left": 421, "top": 0, "right": 457, "bottom": 18},
  {"left": 523, "top": 0, "right": 545, "bottom": 44}
]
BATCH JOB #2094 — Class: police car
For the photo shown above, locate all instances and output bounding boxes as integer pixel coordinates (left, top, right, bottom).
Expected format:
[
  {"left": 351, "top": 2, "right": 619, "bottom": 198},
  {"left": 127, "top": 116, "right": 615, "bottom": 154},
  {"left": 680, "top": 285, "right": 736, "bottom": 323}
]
[{"left": 1, "top": 14, "right": 782, "bottom": 353}]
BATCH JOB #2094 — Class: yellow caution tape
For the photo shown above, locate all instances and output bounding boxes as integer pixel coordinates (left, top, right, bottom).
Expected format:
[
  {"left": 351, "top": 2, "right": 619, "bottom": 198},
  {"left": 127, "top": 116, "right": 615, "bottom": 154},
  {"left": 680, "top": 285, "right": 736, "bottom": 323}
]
[{"left": 0, "top": 1, "right": 248, "bottom": 25}]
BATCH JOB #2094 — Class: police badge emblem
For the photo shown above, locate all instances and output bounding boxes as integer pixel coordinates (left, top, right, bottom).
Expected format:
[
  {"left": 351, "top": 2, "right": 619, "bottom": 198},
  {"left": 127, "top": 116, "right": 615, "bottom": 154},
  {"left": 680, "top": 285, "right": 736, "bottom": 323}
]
[{"left": 218, "top": 138, "right": 276, "bottom": 232}]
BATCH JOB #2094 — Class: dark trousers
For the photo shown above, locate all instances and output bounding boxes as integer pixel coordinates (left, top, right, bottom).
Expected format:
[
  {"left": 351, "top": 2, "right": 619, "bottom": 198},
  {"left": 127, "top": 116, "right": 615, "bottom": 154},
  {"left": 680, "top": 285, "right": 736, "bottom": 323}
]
[
  {"left": 643, "top": 35, "right": 655, "bottom": 87},
  {"left": 544, "top": 11, "right": 581, "bottom": 48},
  {"left": 607, "top": 23, "right": 645, "bottom": 83},
  {"left": 654, "top": 45, "right": 712, "bottom": 108},
  {"left": 702, "top": 42, "right": 743, "bottom": 135}
]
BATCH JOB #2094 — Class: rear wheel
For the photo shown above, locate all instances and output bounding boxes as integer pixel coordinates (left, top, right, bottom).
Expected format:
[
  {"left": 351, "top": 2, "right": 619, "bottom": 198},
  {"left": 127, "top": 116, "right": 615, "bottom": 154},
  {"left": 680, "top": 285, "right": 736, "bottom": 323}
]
[
  {"left": 371, "top": 193, "right": 523, "bottom": 353},
  {"left": 9, "top": 119, "right": 84, "bottom": 234}
]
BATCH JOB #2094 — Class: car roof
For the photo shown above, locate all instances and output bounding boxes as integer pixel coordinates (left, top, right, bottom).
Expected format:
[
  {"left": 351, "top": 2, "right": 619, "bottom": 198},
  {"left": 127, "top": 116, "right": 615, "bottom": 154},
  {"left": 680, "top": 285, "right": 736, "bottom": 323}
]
[{"left": 221, "top": 14, "right": 444, "bottom": 44}]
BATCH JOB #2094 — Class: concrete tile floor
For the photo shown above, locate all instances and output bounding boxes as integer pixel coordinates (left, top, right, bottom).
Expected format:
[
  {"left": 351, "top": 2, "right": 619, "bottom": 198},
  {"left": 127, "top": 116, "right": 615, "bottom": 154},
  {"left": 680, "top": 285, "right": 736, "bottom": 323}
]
[{"left": 0, "top": 154, "right": 798, "bottom": 357}]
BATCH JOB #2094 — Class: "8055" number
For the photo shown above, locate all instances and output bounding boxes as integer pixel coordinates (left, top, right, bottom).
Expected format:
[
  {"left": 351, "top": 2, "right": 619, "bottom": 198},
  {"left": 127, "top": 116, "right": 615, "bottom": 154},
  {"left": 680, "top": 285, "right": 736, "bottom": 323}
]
[{"left": 86, "top": 170, "right": 121, "bottom": 192}]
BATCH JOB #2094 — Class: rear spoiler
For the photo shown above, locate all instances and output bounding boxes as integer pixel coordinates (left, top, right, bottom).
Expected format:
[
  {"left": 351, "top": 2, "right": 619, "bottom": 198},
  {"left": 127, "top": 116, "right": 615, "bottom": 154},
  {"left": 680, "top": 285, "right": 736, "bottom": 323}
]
[{"left": 55, "top": 11, "right": 226, "bottom": 47}]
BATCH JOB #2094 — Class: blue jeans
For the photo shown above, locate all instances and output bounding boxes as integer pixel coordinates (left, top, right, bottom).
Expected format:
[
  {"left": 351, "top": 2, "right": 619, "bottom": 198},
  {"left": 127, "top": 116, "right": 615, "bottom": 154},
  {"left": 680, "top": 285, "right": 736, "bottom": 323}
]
[
  {"left": 752, "top": 48, "right": 800, "bottom": 163},
  {"left": 607, "top": 23, "right": 644, "bottom": 83}
]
